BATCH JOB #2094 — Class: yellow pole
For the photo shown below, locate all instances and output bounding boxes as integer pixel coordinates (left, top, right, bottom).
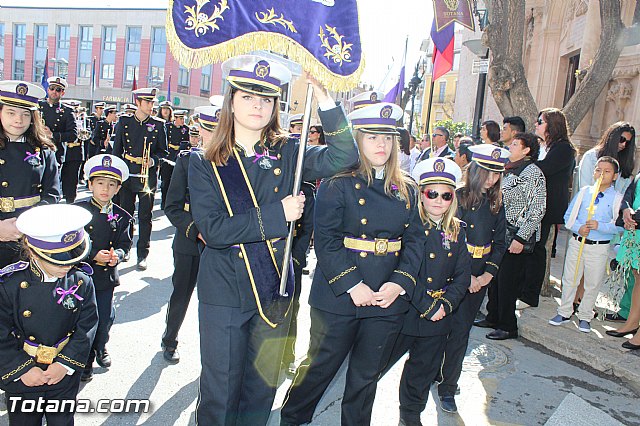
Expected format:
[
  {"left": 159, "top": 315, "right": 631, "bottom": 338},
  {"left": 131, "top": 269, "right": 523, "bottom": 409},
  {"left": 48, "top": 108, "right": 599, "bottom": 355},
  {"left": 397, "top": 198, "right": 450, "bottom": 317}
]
[{"left": 571, "top": 175, "right": 604, "bottom": 287}]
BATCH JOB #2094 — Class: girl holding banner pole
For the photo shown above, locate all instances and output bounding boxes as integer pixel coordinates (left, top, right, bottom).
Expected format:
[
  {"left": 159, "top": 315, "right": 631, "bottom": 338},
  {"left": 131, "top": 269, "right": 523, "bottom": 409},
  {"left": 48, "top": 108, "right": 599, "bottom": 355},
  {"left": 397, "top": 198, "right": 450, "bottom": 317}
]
[{"left": 188, "top": 55, "right": 358, "bottom": 426}]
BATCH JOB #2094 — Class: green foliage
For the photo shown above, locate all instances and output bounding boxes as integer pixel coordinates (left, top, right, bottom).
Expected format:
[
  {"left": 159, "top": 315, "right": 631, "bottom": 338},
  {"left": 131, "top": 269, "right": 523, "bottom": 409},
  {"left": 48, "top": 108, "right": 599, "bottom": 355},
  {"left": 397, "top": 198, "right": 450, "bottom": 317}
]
[{"left": 433, "top": 119, "right": 472, "bottom": 137}]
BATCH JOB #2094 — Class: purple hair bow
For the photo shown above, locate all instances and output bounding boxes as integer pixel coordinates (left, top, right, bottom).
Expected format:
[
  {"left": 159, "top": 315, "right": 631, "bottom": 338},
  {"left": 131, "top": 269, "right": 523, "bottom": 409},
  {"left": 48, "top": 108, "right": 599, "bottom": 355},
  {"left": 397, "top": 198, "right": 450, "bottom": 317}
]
[{"left": 55, "top": 286, "right": 84, "bottom": 305}]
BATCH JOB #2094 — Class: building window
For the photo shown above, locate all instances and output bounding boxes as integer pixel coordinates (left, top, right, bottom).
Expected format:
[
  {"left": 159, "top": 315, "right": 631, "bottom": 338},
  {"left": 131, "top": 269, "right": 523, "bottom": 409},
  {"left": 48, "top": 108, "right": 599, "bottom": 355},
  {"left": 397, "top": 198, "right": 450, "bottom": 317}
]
[
  {"left": 79, "top": 26, "right": 93, "bottom": 50},
  {"left": 149, "top": 66, "right": 164, "bottom": 86},
  {"left": 35, "top": 25, "right": 47, "bottom": 48},
  {"left": 79, "top": 63, "right": 91, "bottom": 78},
  {"left": 57, "top": 25, "right": 70, "bottom": 49},
  {"left": 151, "top": 27, "right": 166, "bottom": 53},
  {"left": 438, "top": 81, "right": 446, "bottom": 103},
  {"left": 200, "top": 64, "right": 212, "bottom": 94},
  {"left": 103, "top": 26, "right": 116, "bottom": 51},
  {"left": 14, "top": 24, "right": 26, "bottom": 47},
  {"left": 125, "top": 65, "right": 137, "bottom": 81},
  {"left": 102, "top": 63, "right": 114, "bottom": 79},
  {"left": 126, "top": 27, "right": 141, "bottom": 52},
  {"left": 13, "top": 59, "right": 25, "bottom": 80},
  {"left": 34, "top": 61, "right": 45, "bottom": 82},
  {"left": 0, "top": 23, "right": 4, "bottom": 48},
  {"left": 178, "top": 65, "right": 190, "bottom": 88},
  {"left": 563, "top": 53, "right": 580, "bottom": 106}
]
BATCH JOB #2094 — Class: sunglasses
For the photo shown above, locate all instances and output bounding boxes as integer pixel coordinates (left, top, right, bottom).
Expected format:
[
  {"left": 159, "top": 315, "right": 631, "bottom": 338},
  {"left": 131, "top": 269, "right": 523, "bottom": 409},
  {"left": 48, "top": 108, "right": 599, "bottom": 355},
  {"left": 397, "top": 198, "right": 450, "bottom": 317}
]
[
  {"left": 620, "top": 136, "right": 632, "bottom": 144},
  {"left": 424, "top": 189, "right": 454, "bottom": 201},
  {"left": 432, "top": 133, "right": 444, "bottom": 138},
  {"left": 594, "top": 192, "right": 605, "bottom": 205},
  {"left": 309, "top": 130, "right": 318, "bottom": 134},
  {"left": 536, "top": 117, "right": 545, "bottom": 125},
  {"left": 48, "top": 87, "right": 63, "bottom": 93}
]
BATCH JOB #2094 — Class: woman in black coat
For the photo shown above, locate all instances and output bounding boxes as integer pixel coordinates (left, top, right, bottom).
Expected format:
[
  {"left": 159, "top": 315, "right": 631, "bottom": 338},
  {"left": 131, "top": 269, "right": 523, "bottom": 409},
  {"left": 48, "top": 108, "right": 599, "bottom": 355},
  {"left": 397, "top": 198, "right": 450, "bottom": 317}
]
[{"left": 520, "top": 108, "right": 576, "bottom": 308}]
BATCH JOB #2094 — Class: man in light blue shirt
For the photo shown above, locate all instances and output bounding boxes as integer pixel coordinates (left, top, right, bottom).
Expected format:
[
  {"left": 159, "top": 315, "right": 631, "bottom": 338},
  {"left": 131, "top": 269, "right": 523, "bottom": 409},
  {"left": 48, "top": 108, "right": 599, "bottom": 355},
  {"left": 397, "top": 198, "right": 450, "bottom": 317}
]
[{"left": 550, "top": 157, "right": 624, "bottom": 333}]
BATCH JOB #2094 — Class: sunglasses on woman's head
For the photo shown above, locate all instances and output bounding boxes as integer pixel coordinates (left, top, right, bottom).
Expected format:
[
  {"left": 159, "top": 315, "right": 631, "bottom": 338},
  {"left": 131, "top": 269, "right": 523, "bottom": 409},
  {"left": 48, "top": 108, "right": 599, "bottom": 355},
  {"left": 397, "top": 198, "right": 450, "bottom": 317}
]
[
  {"left": 620, "top": 136, "right": 632, "bottom": 144},
  {"left": 424, "top": 189, "right": 453, "bottom": 201}
]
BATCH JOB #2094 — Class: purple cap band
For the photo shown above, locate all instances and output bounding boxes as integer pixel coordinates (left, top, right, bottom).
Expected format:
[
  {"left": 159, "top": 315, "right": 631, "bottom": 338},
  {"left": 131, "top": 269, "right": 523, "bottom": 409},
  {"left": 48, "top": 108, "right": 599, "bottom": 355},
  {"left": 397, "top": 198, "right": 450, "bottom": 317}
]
[
  {"left": 473, "top": 153, "right": 508, "bottom": 164},
  {"left": 228, "top": 69, "right": 281, "bottom": 88},
  {"left": 353, "top": 99, "right": 380, "bottom": 108},
  {"left": 0, "top": 90, "right": 39, "bottom": 104},
  {"left": 420, "top": 171, "right": 456, "bottom": 183},
  {"left": 351, "top": 117, "right": 396, "bottom": 127},
  {"left": 90, "top": 165, "right": 123, "bottom": 178},
  {"left": 28, "top": 229, "right": 85, "bottom": 251},
  {"left": 199, "top": 113, "right": 219, "bottom": 123}
]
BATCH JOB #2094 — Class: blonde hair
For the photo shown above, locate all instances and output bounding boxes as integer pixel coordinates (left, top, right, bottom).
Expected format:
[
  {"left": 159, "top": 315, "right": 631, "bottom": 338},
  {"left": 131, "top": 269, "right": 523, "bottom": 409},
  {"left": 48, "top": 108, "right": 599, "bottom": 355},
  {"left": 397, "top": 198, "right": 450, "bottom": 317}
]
[
  {"left": 334, "top": 129, "right": 416, "bottom": 203},
  {"left": 204, "top": 87, "right": 288, "bottom": 165},
  {"left": 418, "top": 184, "right": 461, "bottom": 241}
]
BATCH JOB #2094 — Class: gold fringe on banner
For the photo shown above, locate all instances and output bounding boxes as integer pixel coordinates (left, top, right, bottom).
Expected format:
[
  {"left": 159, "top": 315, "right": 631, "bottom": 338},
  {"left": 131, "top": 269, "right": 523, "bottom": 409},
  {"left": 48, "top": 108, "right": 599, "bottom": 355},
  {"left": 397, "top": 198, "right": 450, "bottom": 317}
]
[{"left": 165, "top": 0, "right": 365, "bottom": 93}]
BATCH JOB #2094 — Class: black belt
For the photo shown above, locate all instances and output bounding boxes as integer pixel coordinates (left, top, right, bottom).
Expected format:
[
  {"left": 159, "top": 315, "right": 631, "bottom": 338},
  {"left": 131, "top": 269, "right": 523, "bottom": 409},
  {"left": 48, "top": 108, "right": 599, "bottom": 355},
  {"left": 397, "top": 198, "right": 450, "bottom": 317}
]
[{"left": 572, "top": 233, "right": 610, "bottom": 245}]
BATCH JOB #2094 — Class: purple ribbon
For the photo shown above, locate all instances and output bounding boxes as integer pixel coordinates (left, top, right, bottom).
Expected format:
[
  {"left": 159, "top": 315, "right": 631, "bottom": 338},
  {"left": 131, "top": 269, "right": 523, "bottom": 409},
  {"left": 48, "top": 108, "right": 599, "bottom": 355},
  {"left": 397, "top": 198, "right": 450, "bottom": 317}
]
[
  {"left": 107, "top": 213, "right": 119, "bottom": 222},
  {"left": 391, "top": 184, "right": 398, "bottom": 191},
  {"left": 146, "top": 123, "right": 156, "bottom": 131},
  {"left": 24, "top": 151, "right": 39, "bottom": 162},
  {"left": 252, "top": 149, "right": 278, "bottom": 163},
  {"left": 55, "top": 285, "right": 84, "bottom": 304}
]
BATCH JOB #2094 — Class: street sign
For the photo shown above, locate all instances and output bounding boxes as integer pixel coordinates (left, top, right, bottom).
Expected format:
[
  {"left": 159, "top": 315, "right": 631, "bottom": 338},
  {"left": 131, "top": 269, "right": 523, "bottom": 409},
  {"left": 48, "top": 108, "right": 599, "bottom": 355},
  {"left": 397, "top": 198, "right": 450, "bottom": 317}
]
[{"left": 472, "top": 59, "right": 489, "bottom": 74}]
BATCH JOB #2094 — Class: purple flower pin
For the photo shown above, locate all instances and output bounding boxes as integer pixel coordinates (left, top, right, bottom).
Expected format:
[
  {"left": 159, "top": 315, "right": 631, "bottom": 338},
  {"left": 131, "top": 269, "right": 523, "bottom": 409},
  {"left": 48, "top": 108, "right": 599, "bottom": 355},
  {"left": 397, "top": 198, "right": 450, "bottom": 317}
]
[
  {"left": 146, "top": 123, "right": 156, "bottom": 132},
  {"left": 55, "top": 285, "right": 84, "bottom": 305}
]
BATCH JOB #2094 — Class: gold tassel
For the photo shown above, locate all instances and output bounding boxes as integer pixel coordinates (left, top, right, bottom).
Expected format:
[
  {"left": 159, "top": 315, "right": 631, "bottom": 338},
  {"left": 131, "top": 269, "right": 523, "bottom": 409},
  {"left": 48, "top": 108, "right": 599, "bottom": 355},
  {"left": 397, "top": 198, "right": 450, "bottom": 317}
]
[{"left": 165, "top": 0, "right": 365, "bottom": 92}]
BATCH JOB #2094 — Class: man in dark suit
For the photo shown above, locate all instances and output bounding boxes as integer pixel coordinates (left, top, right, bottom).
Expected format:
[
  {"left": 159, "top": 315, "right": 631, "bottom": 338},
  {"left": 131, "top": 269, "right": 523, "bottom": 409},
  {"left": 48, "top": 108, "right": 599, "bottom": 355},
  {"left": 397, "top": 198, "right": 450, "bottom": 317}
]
[{"left": 415, "top": 126, "right": 454, "bottom": 164}]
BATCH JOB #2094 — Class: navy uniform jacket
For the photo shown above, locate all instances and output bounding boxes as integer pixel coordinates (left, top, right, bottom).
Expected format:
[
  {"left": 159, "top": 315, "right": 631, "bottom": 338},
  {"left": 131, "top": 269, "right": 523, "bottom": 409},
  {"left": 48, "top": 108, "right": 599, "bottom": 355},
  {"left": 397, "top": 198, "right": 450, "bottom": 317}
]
[
  {"left": 456, "top": 191, "right": 507, "bottom": 277},
  {"left": 0, "top": 140, "right": 60, "bottom": 220},
  {"left": 309, "top": 175, "right": 425, "bottom": 318},
  {"left": 165, "top": 123, "right": 190, "bottom": 163},
  {"left": 291, "top": 182, "right": 315, "bottom": 269},
  {"left": 402, "top": 221, "right": 471, "bottom": 337},
  {"left": 0, "top": 260, "right": 98, "bottom": 393},
  {"left": 189, "top": 105, "right": 359, "bottom": 313},
  {"left": 88, "top": 114, "right": 101, "bottom": 134},
  {"left": 166, "top": 149, "right": 201, "bottom": 257},
  {"left": 92, "top": 119, "right": 115, "bottom": 155},
  {"left": 75, "top": 199, "right": 133, "bottom": 291},
  {"left": 112, "top": 114, "right": 169, "bottom": 193},
  {"left": 39, "top": 100, "right": 77, "bottom": 164}
]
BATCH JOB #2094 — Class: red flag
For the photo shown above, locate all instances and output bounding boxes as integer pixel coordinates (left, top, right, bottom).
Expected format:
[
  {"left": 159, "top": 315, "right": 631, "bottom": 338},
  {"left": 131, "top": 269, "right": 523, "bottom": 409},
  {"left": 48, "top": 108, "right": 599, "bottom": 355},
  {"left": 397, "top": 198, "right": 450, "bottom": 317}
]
[{"left": 431, "top": 20, "right": 454, "bottom": 81}]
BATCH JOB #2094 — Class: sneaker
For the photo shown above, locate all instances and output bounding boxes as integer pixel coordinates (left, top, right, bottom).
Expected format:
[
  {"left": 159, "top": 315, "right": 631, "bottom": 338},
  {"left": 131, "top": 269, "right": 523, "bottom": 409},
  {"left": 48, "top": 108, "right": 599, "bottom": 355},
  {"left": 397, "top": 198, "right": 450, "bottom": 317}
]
[
  {"left": 137, "top": 258, "right": 148, "bottom": 271},
  {"left": 515, "top": 300, "right": 532, "bottom": 310},
  {"left": 549, "top": 315, "right": 571, "bottom": 326},
  {"left": 604, "top": 312, "right": 627, "bottom": 322},
  {"left": 439, "top": 395, "right": 457, "bottom": 413},
  {"left": 578, "top": 320, "right": 591, "bottom": 333}
]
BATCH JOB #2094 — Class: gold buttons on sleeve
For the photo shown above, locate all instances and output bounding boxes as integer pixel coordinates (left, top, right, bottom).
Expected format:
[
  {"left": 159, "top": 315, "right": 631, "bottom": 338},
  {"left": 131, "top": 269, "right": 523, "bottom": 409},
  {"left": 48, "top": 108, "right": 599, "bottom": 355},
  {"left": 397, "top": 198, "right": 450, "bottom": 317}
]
[
  {"left": 23, "top": 310, "right": 32, "bottom": 318},
  {"left": 355, "top": 183, "right": 361, "bottom": 189},
  {"left": 274, "top": 187, "right": 279, "bottom": 193},
  {"left": 238, "top": 252, "right": 244, "bottom": 259},
  {"left": 448, "top": 252, "right": 452, "bottom": 257},
  {"left": 360, "top": 252, "right": 368, "bottom": 258},
  {"left": 470, "top": 224, "right": 475, "bottom": 229},
  {"left": 404, "top": 223, "right": 409, "bottom": 228},
  {"left": 20, "top": 281, "right": 29, "bottom": 289},
  {"left": 429, "top": 253, "right": 435, "bottom": 259},
  {"left": 0, "top": 159, "right": 5, "bottom": 165},
  {"left": 427, "top": 277, "right": 433, "bottom": 283},
  {"left": 1, "top": 181, "right": 7, "bottom": 187},
  {"left": 361, "top": 234, "right": 367, "bottom": 239},
  {"left": 274, "top": 168, "right": 281, "bottom": 176},
  {"left": 360, "top": 218, "right": 367, "bottom": 225},
  {"left": 425, "top": 230, "right": 430, "bottom": 236},
  {"left": 358, "top": 198, "right": 365, "bottom": 205},
  {"left": 29, "top": 336, "right": 36, "bottom": 341}
]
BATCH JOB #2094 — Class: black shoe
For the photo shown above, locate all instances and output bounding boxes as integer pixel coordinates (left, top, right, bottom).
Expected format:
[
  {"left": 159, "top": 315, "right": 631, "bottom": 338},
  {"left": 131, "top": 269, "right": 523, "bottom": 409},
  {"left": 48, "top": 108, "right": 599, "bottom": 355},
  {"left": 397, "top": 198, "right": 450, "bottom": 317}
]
[
  {"left": 439, "top": 395, "right": 457, "bottom": 413},
  {"left": 607, "top": 328, "right": 639, "bottom": 338},
  {"left": 81, "top": 368, "right": 93, "bottom": 382},
  {"left": 486, "top": 329, "right": 518, "bottom": 340},
  {"left": 604, "top": 312, "right": 627, "bottom": 322},
  {"left": 96, "top": 349, "right": 111, "bottom": 368},
  {"left": 399, "top": 417, "right": 423, "bottom": 426},
  {"left": 137, "top": 258, "right": 148, "bottom": 271},
  {"left": 622, "top": 340, "right": 640, "bottom": 350},
  {"left": 473, "top": 319, "right": 496, "bottom": 328},
  {"left": 302, "top": 268, "right": 310, "bottom": 275},
  {"left": 163, "top": 346, "right": 180, "bottom": 364}
]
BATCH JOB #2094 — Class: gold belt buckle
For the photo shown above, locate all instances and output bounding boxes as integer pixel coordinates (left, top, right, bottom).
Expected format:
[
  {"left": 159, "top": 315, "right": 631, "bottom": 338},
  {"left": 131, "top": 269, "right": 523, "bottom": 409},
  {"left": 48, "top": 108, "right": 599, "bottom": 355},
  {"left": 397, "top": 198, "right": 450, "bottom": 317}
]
[
  {"left": 0, "top": 197, "right": 15, "bottom": 213},
  {"left": 472, "top": 246, "right": 484, "bottom": 259},
  {"left": 427, "top": 289, "right": 445, "bottom": 298},
  {"left": 374, "top": 238, "right": 389, "bottom": 256},
  {"left": 35, "top": 345, "right": 57, "bottom": 364}
]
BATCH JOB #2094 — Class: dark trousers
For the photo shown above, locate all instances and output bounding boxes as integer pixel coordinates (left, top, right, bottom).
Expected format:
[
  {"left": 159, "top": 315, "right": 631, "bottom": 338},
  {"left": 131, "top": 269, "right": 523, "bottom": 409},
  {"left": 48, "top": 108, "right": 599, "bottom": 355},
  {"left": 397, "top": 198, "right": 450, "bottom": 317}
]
[
  {"left": 520, "top": 217, "right": 553, "bottom": 307},
  {"left": 282, "top": 264, "right": 303, "bottom": 366},
  {"left": 86, "top": 288, "right": 115, "bottom": 368},
  {"left": 438, "top": 286, "right": 487, "bottom": 397},
  {"left": 196, "top": 303, "right": 289, "bottom": 426},
  {"left": 385, "top": 333, "right": 448, "bottom": 422},
  {"left": 5, "top": 374, "right": 81, "bottom": 426},
  {"left": 160, "top": 163, "right": 174, "bottom": 210},
  {"left": 118, "top": 186, "right": 154, "bottom": 260},
  {"left": 281, "top": 308, "right": 403, "bottom": 426},
  {"left": 162, "top": 251, "right": 199, "bottom": 349},
  {"left": 61, "top": 160, "right": 82, "bottom": 203},
  {"left": 486, "top": 252, "right": 529, "bottom": 332},
  {"left": 0, "top": 241, "right": 21, "bottom": 269}
]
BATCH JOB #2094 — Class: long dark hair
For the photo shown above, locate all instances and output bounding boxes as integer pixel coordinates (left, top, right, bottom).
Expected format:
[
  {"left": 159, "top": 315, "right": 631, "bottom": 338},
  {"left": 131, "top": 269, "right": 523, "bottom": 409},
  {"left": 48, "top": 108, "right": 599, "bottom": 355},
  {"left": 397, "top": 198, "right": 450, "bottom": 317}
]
[
  {"left": 458, "top": 162, "right": 503, "bottom": 215},
  {"left": 204, "top": 87, "right": 287, "bottom": 165},
  {"left": 482, "top": 120, "right": 501, "bottom": 143},
  {"left": 0, "top": 106, "right": 56, "bottom": 151},
  {"left": 594, "top": 121, "right": 636, "bottom": 179},
  {"left": 310, "top": 125, "right": 326, "bottom": 145},
  {"left": 538, "top": 108, "right": 576, "bottom": 152},
  {"left": 397, "top": 127, "right": 411, "bottom": 155}
]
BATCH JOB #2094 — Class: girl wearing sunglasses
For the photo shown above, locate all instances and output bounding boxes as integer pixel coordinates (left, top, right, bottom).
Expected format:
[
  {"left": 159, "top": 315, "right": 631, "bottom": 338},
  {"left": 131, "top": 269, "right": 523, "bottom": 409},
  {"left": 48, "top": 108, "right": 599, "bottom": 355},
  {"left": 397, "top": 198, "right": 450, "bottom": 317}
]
[
  {"left": 383, "top": 157, "right": 471, "bottom": 425},
  {"left": 281, "top": 102, "right": 424, "bottom": 426},
  {"left": 436, "top": 143, "right": 509, "bottom": 413}
]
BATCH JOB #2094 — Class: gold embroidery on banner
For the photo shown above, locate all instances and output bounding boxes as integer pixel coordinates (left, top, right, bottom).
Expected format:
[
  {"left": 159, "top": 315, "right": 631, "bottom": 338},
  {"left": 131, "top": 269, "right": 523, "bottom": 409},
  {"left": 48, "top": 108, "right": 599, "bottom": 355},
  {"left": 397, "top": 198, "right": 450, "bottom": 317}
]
[
  {"left": 184, "top": 0, "right": 230, "bottom": 37},
  {"left": 329, "top": 266, "right": 356, "bottom": 284},
  {"left": 2, "top": 358, "right": 34, "bottom": 381},
  {"left": 256, "top": 8, "right": 297, "bottom": 33},
  {"left": 444, "top": 0, "right": 459, "bottom": 11},
  {"left": 393, "top": 269, "right": 416, "bottom": 286},
  {"left": 318, "top": 25, "right": 352, "bottom": 65},
  {"left": 324, "top": 126, "right": 349, "bottom": 137}
]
